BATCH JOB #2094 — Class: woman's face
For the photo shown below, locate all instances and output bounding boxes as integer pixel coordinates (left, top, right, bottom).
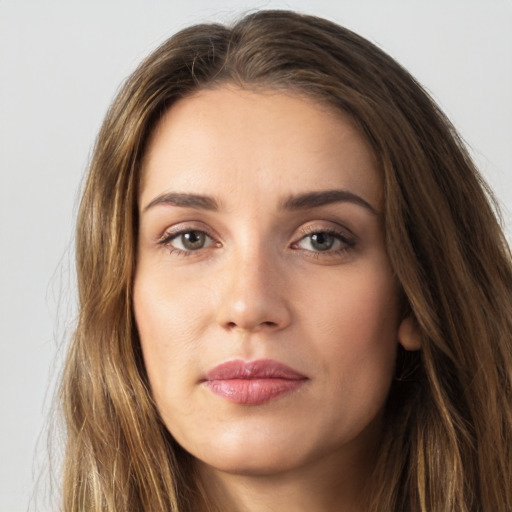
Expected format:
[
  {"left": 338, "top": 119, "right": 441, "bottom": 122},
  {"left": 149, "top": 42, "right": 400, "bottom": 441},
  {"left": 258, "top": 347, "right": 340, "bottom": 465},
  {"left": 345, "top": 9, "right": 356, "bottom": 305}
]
[{"left": 134, "top": 86, "right": 402, "bottom": 476}]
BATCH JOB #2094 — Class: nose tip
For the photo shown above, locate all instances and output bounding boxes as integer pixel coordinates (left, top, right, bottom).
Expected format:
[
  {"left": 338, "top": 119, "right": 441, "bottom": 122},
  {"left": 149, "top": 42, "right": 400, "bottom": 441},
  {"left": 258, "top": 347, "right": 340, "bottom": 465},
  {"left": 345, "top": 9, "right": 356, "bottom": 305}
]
[
  {"left": 216, "top": 259, "right": 292, "bottom": 333},
  {"left": 223, "top": 299, "right": 280, "bottom": 332}
]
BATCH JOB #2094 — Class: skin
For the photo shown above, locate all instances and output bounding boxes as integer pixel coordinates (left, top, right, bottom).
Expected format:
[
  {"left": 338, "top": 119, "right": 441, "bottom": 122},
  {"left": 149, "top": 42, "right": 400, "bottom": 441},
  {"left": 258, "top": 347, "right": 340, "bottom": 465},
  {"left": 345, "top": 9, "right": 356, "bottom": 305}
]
[{"left": 134, "top": 86, "right": 407, "bottom": 512}]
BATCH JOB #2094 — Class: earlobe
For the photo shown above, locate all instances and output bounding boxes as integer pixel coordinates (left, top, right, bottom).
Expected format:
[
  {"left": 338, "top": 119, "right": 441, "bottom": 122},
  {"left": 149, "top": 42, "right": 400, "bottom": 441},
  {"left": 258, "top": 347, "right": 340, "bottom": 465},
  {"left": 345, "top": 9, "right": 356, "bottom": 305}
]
[{"left": 398, "top": 316, "right": 421, "bottom": 351}]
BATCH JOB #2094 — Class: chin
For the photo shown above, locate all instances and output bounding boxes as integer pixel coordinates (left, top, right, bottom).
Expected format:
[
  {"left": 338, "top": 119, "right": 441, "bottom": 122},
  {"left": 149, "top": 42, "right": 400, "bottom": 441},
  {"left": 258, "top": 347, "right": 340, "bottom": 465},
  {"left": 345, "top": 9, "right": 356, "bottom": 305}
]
[
  {"left": 198, "top": 447, "right": 306, "bottom": 477},
  {"left": 189, "top": 425, "right": 332, "bottom": 478}
]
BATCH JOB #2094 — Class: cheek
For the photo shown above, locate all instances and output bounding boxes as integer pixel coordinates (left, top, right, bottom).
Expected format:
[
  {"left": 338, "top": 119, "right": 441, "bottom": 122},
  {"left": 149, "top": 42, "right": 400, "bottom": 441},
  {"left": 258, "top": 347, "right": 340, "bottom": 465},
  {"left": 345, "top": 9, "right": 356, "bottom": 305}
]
[
  {"left": 303, "top": 261, "right": 399, "bottom": 339},
  {"left": 134, "top": 265, "right": 211, "bottom": 342},
  {"left": 301, "top": 265, "right": 399, "bottom": 410},
  {"left": 132, "top": 269, "right": 210, "bottom": 403}
]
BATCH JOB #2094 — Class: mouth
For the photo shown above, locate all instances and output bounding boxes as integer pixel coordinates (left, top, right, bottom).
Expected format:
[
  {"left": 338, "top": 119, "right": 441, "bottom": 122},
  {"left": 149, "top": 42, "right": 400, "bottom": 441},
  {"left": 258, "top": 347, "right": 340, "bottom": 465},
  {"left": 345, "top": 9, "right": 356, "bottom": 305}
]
[{"left": 201, "top": 359, "right": 308, "bottom": 405}]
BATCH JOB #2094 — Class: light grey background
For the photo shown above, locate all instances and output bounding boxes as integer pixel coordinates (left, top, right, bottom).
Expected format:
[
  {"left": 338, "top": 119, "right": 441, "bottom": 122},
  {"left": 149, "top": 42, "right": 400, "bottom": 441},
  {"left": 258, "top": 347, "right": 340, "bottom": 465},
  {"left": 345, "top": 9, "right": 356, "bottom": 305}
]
[{"left": 1, "top": 1, "right": 511, "bottom": 510}]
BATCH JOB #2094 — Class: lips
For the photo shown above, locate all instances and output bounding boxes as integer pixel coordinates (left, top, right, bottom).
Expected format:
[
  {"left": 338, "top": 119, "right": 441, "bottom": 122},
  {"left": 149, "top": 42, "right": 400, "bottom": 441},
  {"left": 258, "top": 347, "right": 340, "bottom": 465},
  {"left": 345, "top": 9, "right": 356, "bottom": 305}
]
[{"left": 202, "top": 359, "right": 308, "bottom": 405}]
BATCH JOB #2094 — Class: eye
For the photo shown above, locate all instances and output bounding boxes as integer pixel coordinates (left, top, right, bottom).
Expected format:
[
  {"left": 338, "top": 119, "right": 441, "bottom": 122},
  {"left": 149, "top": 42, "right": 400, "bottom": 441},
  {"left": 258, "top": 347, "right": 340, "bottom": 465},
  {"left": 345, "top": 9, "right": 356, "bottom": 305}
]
[
  {"left": 299, "top": 232, "right": 339, "bottom": 251},
  {"left": 160, "top": 229, "right": 215, "bottom": 253},
  {"left": 293, "top": 227, "right": 355, "bottom": 254}
]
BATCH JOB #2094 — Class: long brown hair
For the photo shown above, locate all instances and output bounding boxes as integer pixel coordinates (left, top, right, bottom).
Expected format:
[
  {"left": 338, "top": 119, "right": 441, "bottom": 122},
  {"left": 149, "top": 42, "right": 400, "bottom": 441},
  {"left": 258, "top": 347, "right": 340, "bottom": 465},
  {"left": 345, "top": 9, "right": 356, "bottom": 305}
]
[{"left": 60, "top": 10, "right": 512, "bottom": 511}]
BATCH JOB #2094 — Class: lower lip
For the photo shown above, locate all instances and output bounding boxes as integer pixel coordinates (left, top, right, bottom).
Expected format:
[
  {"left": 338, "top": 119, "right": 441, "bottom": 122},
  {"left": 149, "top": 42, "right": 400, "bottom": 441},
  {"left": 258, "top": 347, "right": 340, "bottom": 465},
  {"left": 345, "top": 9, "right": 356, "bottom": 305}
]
[{"left": 205, "top": 378, "right": 306, "bottom": 405}]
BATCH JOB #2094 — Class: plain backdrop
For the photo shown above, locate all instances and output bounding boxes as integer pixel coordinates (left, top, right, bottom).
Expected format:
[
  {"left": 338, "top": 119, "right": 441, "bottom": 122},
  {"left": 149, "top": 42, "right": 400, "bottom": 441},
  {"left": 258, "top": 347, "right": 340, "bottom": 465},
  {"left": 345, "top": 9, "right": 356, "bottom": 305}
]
[{"left": 1, "top": 1, "right": 511, "bottom": 510}]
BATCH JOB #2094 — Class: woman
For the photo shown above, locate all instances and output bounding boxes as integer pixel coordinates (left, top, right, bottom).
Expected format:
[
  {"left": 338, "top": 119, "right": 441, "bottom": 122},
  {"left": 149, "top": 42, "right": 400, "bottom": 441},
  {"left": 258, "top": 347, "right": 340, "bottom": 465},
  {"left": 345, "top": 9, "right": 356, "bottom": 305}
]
[{"left": 60, "top": 10, "right": 512, "bottom": 512}]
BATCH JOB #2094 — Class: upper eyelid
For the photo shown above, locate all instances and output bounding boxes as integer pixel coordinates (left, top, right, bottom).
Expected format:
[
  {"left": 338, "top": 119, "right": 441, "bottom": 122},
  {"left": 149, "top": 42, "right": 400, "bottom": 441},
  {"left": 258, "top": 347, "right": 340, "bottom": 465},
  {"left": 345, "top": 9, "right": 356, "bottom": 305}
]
[
  {"left": 156, "top": 220, "right": 356, "bottom": 244},
  {"left": 157, "top": 229, "right": 217, "bottom": 255},
  {"left": 157, "top": 222, "right": 218, "bottom": 242},
  {"left": 293, "top": 231, "right": 355, "bottom": 251},
  {"left": 294, "top": 222, "right": 357, "bottom": 241}
]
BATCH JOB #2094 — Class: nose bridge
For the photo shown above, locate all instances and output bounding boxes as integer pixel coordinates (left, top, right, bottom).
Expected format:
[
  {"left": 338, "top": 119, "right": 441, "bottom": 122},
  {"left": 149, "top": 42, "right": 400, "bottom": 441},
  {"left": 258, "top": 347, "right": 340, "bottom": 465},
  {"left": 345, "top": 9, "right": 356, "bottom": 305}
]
[
  {"left": 237, "top": 242, "right": 272, "bottom": 291},
  {"left": 216, "top": 236, "right": 290, "bottom": 332}
]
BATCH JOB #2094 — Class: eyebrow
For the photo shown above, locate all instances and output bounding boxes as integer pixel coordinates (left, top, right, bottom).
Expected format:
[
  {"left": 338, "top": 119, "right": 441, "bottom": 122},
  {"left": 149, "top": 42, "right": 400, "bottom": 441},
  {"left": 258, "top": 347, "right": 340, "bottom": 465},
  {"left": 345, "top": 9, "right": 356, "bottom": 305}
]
[
  {"left": 143, "top": 192, "right": 219, "bottom": 212},
  {"left": 281, "top": 189, "right": 378, "bottom": 215},
  {"left": 142, "top": 189, "right": 377, "bottom": 215}
]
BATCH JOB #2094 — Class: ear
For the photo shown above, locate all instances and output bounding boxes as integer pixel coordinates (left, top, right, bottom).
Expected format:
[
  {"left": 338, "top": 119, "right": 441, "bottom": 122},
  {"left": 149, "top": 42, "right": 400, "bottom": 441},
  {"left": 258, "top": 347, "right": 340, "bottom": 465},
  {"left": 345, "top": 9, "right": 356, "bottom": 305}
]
[{"left": 398, "top": 316, "right": 421, "bottom": 351}]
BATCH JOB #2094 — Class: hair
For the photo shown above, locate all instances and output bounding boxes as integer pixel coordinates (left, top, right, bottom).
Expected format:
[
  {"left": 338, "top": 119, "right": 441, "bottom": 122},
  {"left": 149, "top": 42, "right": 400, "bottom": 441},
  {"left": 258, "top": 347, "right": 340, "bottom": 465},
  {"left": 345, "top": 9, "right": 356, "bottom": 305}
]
[{"left": 60, "top": 9, "right": 512, "bottom": 512}]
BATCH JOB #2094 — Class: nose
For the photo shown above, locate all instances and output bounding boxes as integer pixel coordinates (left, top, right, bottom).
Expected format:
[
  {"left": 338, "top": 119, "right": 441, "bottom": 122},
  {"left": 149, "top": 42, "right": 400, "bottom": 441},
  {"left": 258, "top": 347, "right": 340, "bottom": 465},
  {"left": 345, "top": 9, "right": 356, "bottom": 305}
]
[{"left": 215, "top": 246, "right": 292, "bottom": 333}]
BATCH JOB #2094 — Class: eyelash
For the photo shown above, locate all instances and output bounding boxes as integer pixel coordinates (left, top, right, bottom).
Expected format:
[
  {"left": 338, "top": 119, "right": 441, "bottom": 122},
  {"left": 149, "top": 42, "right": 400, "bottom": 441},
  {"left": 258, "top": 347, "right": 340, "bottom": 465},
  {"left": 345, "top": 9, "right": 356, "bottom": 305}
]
[
  {"left": 157, "top": 224, "right": 356, "bottom": 258},
  {"left": 292, "top": 225, "right": 356, "bottom": 258},
  {"left": 157, "top": 226, "right": 218, "bottom": 257}
]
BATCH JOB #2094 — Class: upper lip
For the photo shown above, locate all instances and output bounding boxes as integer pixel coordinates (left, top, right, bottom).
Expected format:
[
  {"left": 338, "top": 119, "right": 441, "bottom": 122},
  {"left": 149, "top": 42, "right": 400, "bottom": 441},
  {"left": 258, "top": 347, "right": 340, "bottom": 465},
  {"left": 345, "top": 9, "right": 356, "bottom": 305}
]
[{"left": 203, "top": 359, "right": 307, "bottom": 381}]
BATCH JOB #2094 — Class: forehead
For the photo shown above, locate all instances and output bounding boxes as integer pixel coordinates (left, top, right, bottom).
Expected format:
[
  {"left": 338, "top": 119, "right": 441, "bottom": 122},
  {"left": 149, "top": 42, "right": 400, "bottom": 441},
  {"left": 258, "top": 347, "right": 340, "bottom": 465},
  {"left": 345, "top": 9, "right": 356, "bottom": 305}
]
[{"left": 139, "top": 87, "right": 381, "bottom": 210}]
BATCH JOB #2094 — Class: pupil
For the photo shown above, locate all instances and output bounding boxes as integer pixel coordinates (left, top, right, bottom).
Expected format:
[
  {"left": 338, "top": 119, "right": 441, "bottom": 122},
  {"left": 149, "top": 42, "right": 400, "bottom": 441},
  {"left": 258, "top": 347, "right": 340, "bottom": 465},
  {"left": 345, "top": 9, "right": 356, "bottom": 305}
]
[
  {"left": 311, "top": 233, "right": 333, "bottom": 251},
  {"left": 182, "top": 231, "right": 204, "bottom": 249}
]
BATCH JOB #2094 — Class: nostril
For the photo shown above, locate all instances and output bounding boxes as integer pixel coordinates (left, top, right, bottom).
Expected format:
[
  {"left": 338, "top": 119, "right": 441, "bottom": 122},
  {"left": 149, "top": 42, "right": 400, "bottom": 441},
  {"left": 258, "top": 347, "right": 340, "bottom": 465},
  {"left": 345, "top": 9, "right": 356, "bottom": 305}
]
[{"left": 224, "top": 320, "right": 278, "bottom": 330}]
